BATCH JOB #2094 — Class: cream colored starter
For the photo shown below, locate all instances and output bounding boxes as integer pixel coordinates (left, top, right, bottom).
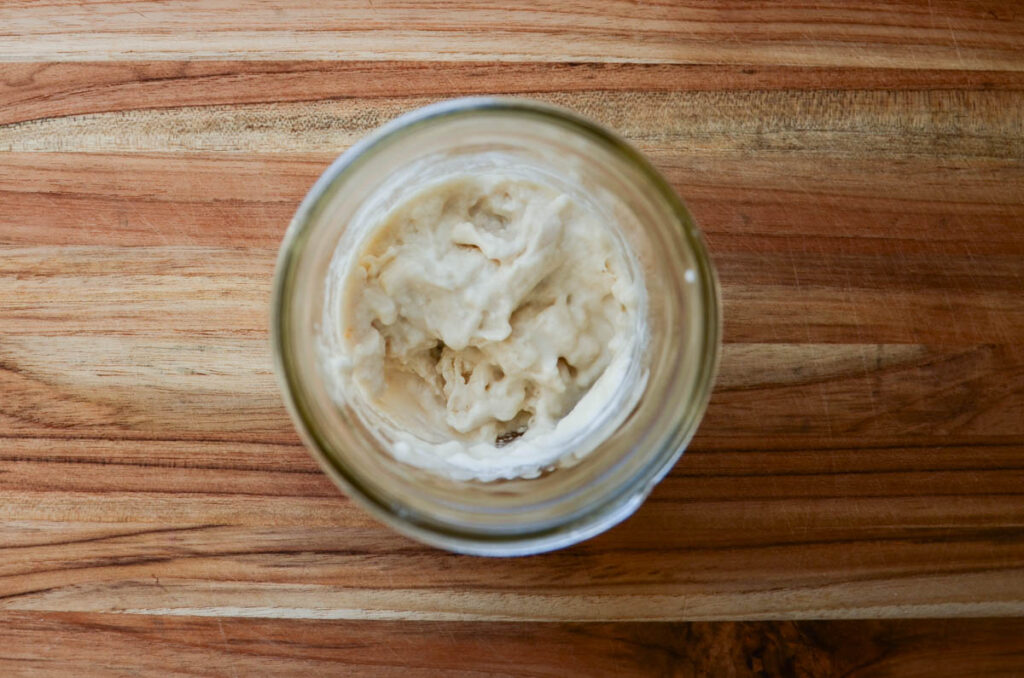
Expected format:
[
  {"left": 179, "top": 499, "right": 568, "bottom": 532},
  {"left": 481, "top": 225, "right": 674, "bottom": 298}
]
[{"left": 322, "top": 172, "right": 645, "bottom": 480}]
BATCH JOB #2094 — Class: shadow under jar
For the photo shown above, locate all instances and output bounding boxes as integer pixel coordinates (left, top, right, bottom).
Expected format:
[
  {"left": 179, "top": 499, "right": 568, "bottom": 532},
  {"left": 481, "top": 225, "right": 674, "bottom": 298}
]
[{"left": 272, "top": 98, "right": 720, "bottom": 556}]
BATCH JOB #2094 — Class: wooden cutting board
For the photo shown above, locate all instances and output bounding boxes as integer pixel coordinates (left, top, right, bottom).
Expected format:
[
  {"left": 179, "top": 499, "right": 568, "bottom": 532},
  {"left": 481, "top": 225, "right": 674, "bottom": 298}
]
[{"left": 1, "top": 2, "right": 1023, "bottom": 675}]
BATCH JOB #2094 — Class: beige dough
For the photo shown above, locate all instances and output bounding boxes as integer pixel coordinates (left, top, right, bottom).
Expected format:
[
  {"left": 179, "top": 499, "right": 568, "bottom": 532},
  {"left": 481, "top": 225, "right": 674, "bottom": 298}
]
[{"left": 325, "top": 172, "right": 644, "bottom": 480}]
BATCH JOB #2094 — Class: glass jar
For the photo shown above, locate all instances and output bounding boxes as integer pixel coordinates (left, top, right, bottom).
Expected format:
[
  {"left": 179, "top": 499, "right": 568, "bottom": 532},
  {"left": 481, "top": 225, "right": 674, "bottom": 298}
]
[{"left": 272, "top": 97, "right": 720, "bottom": 556}]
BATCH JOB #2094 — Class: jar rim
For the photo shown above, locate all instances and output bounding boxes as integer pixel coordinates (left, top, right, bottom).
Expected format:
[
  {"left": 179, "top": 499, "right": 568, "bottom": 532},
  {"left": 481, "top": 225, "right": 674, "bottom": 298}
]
[{"left": 271, "top": 97, "right": 721, "bottom": 555}]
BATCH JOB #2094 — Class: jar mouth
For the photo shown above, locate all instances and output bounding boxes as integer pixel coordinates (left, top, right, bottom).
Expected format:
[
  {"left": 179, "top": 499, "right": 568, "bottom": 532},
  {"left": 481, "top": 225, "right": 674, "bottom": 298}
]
[{"left": 271, "top": 97, "right": 722, "bottom": 556}]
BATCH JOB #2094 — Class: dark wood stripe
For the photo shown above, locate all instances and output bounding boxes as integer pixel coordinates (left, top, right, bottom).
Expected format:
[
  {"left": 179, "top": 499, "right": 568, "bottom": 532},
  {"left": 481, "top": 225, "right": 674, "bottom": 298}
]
[{"left": 1, "top": 613, "right": 1023, "bottom": 677}]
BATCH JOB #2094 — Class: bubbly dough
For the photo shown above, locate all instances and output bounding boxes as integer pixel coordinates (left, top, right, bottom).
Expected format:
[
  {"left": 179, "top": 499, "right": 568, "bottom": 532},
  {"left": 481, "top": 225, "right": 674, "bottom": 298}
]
[{"left": 325, "top": 172, "right": 644, "bottom": 480}]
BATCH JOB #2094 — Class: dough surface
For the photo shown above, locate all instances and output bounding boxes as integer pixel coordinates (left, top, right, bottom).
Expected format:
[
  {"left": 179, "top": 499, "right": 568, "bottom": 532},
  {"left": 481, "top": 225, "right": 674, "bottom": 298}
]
[{"left": 325, "top": 172, "right": 644, "bottom": 479}]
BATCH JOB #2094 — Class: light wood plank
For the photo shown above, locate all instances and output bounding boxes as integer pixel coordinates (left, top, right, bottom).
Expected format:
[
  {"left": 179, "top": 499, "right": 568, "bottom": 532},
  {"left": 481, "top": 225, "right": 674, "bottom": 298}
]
[
  {"left": 0, "top": 1, "right": 1022, "bottom": 68},
  {"left": 4, "top": 90, "right": 1023, "bottom": 156},
  {"left": 5, "top": 62, "right": 1024, "bottom": 134}
]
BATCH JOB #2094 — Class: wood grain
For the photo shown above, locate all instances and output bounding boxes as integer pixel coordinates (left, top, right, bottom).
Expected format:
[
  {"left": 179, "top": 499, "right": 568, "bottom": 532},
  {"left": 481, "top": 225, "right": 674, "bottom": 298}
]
[
  {"left": 3, "top": 0, "right": 1024, "bottom": 668},
  {"left": 1, "top": 614, "right": 1023, "bottom": 677},
  {"left": 0, "top": 1, "right": 1023, "bottom": 69},
  {"left": 1, "top": 61, "right": 1023, "bottom": 628}
]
